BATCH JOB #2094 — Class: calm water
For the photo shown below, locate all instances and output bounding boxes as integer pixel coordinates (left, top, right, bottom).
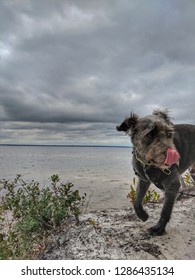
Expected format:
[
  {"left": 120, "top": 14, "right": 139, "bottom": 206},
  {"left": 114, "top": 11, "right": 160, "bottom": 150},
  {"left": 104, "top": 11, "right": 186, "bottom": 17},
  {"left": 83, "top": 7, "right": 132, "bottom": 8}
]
[{"left": 0, "top": 146, "right": 134, "bottom": 211}]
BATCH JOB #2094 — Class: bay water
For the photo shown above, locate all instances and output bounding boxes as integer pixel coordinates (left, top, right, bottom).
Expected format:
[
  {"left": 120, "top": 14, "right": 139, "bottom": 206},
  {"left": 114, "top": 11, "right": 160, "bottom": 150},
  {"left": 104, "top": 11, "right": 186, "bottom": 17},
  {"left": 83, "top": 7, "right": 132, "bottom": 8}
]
[{"left": 0, "top": 146, "right": 134, "bottom": 211}]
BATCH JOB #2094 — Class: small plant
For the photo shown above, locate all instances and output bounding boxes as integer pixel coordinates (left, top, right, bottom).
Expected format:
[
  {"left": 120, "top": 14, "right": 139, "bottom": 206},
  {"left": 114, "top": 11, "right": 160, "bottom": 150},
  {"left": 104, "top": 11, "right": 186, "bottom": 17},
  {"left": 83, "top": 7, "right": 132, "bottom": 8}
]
[
  {"left": 0, "top": 174, "right": 86, "bottom": 259},
  {"left": 127, "top": 177, "right": 136, "bottom": 202},
  {"left": 88, "top": 218, "right": 101, "bottom": 232},
  {"left": 182, "top": 171, "right": 194, "bottom": 187},
  {"left": 127, "top": 177, "right": 161, "bottom": 204},
  {"left": 143, "top": 189, "right": 160, "bottom": 203}
]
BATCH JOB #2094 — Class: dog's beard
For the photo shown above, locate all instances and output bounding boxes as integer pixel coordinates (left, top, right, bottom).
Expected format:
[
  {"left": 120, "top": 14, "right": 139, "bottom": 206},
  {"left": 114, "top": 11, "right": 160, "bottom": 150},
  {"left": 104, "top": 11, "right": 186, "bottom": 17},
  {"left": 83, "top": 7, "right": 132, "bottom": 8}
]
[
  {"left": 135, "top": 138, "right": 176, "bottom": 169},
  {"left": 145, "top": 146, "right": 166, "bottom": 165}
]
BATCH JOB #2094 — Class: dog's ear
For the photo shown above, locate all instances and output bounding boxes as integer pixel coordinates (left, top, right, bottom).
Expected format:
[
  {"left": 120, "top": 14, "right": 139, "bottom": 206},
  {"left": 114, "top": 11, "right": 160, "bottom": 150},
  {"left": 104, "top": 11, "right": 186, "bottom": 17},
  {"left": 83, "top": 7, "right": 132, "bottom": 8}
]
[
  {"left": 116, "top": 112, "right": 139, "bottom": 132},
  {"left": 152, "top": 109, "right": 173, "bottom": 125}
]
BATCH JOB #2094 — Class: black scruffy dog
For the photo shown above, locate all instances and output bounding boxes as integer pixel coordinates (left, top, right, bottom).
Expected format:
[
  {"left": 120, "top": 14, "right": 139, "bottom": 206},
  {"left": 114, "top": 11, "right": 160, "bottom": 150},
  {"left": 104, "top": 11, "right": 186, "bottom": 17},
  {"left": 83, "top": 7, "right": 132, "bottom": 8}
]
[{"left": 117, "top": 109, "right": 195, "bottom": 235}]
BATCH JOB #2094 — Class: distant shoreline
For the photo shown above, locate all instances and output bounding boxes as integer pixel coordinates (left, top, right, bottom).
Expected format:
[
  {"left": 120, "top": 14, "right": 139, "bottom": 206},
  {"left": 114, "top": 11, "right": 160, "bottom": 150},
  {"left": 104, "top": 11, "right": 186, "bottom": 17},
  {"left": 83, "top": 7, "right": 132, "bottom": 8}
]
[{"left": 0, "top": 144, "right": 132, "bottom": 148}]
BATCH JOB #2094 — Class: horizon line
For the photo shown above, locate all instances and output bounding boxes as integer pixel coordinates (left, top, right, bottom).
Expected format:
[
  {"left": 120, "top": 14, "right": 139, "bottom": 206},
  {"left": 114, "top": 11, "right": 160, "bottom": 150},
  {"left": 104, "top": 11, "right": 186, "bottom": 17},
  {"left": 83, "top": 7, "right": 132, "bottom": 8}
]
[{"left": 0, "top": 143, "right": 132, "bottom": 148}]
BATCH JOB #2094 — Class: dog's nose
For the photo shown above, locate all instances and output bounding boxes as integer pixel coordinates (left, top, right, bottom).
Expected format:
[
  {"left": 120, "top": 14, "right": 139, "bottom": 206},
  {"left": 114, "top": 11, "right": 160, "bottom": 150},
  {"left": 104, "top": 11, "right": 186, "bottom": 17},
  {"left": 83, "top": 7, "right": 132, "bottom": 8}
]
[{"left": 116, "top": 125, "right": 120, "bottom": 131}]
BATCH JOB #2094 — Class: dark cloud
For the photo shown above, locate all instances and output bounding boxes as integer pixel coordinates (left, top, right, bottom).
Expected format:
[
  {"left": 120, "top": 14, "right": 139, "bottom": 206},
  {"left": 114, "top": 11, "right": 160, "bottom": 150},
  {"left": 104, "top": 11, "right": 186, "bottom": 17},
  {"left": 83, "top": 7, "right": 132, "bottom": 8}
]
[{"left": 0, "top": 0, "right": 195, "bottom": 145}]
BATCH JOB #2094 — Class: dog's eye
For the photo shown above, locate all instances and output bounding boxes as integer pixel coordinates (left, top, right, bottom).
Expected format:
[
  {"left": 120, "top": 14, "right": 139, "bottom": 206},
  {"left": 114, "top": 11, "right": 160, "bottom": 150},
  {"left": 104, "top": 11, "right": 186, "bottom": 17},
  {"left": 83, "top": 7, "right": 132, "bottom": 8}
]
[
  {"left": 147, "top": 132, "right": 154, "bottom": 139},
  {"left": 167, "top": 132, "right": 172, "bottom": 138}
]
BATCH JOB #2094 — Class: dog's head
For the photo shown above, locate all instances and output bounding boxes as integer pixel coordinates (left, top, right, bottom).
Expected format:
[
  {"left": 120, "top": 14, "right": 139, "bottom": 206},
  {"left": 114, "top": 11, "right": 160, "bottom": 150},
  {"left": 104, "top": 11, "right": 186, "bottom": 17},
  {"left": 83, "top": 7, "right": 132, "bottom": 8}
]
[{"left": 116, "top": 109, "right": 178, "bottom": 167}]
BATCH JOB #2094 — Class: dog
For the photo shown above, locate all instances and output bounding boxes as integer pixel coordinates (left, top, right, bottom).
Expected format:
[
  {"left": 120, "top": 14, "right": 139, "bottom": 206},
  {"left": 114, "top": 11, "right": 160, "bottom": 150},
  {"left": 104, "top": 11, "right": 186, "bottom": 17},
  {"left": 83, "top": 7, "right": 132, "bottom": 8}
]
[{"left": 116, "top": 109, "right": 195, "bottom": 235}]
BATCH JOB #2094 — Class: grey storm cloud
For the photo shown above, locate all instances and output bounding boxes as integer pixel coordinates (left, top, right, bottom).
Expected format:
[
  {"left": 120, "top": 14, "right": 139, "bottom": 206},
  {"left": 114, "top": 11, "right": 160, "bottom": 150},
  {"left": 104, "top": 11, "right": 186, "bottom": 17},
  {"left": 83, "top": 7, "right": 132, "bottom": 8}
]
[{"left": 0, "top": 0, "right": 195, "bottom": 145}]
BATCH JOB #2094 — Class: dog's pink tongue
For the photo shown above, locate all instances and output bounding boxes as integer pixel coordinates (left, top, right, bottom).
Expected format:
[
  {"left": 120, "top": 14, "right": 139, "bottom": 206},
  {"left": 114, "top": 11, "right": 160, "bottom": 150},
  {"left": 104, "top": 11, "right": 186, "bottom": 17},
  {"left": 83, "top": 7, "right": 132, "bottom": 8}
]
[{"left": 164, "top": 148, "right": 180, "bottom": 165}]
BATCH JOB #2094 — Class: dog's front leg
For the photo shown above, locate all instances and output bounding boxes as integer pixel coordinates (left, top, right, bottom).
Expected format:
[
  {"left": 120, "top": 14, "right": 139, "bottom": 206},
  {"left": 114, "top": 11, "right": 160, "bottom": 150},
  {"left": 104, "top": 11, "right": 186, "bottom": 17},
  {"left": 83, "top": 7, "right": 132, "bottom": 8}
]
[
  {"left": 148, "top": 180, "right": 180, "bottom": 236},
  {"left": 134, "top": 179, "right": 150, "bottom": 221}
]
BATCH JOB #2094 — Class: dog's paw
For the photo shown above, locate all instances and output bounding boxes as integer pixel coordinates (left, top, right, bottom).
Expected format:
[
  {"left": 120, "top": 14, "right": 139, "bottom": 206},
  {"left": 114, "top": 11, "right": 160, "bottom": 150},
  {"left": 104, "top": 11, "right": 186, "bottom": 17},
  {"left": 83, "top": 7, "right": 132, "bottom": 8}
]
[
  {"left": 134, "top": 203, "right": 149, "bottom": 222},
  {"left": 148, "top": 224, "right": 165, "bottom": 236},
  {"left": 140, "top": 212, "right": 149, "bottom": 222},
  {"left": 136, "top": 210, "right": 149, "bottom": 222}
]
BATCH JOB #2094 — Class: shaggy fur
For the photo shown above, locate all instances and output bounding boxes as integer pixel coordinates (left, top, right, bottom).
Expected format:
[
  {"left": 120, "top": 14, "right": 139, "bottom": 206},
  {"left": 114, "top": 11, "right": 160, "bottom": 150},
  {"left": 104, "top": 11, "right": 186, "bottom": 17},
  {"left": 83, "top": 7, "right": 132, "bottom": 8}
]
[{"left": 117, "top": 109, "right": 195, "bottom": 235}]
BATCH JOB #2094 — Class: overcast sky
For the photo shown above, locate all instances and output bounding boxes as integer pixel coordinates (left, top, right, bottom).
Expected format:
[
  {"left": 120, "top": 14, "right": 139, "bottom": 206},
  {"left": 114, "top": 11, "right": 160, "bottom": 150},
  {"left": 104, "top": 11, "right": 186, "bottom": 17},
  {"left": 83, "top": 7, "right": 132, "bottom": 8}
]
[{"left": 0, "top": 0, "right": 195, "bottom": 146}]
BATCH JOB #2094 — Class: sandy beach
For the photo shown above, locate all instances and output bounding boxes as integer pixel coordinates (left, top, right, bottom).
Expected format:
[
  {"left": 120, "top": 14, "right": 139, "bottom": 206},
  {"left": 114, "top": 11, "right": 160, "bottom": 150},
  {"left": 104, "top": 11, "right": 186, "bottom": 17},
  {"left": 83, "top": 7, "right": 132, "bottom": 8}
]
[{"left": 42, "top": 185, "right": 195, "bottom": 260}]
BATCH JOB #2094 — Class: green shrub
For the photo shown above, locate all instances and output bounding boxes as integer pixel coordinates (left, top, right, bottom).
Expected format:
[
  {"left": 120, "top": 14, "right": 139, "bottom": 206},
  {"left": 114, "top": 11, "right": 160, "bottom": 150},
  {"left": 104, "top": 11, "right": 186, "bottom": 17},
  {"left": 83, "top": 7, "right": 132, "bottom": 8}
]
[
  {"left": 0, "top": 174, "right": 86, "bottom": 259},
  {"left": 128, "top": 171, "right": 195, "bottom": 204},
  {"left": 127, "top": 177, "right": 161, "bottom": 204}
]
